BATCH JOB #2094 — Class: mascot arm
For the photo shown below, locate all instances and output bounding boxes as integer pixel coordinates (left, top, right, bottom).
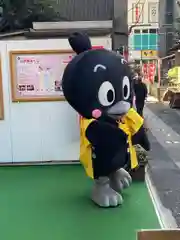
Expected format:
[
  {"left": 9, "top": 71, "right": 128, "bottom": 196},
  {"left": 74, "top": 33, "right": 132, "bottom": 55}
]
[
  {"left": 132, "top": 126, "right": 150, "bottom": 151},
  {"left": 86, "top": 120, "right": 127, "bottom": 146}
]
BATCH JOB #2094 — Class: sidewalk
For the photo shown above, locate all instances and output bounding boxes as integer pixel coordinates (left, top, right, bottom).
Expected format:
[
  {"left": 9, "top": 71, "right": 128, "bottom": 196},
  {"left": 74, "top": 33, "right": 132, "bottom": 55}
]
[{"left": 145, "top": 99, "right": 180, "bottom": 227}]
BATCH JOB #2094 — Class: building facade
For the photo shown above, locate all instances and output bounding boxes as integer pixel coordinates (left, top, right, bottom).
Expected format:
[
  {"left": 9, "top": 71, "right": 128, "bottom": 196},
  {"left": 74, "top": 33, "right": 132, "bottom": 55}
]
[
  {"left": 56, "top": 0, "right": 128, "bottom": 49},
  {"left": 174, "top": 0, "right": 180, "bottom": 34},
  {"left": 55, "top": 0, "right": 128, "bottom": 50},
  {"left": 127, "top": 0, "right": 159, "bottom": 65},
  {"left": 54, "top": 0, "right": 128, "bottom": 49},
  {"left": 158, "top": 0, "right": 180, "bottom": 58},
  {"left": 1, "top": 0, "right": 128, "bottom": 49},
  {"left": 158, "top": 0, "right": 174, "bottom": 58},
  {"left": 55, "top": 0, "right": 113, "bottom": 21}
]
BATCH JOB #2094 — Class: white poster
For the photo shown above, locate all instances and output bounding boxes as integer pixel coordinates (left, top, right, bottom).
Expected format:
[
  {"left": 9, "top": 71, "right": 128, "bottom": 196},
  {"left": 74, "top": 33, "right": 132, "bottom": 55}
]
[
  {"left": 148, "top": 2, "right": 159, "bottom": 23},
  {"left": 129, "top": 50, "right": 141, "bottom": 60}
]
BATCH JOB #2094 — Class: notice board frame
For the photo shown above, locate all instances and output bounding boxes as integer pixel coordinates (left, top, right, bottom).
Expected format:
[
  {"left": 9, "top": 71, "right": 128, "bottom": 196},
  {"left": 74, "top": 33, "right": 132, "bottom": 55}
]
[
  {"left": 9, "top": 50, "right": 74, "bottom": 102},
  {"left": 0, "top": 57, "right": 4, "bottom": 120}
]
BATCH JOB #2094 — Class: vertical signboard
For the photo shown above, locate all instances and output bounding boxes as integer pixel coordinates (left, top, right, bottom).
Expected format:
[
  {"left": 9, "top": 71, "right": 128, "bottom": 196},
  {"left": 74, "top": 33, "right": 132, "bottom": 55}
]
[
  {"left": 148, "top": 2, "right": 159, "bottom": 23},
  {"left": 132, "top": 3, "right": 144, "bottom": 23},
  {"left": 142, "top": 62, "right": 156, "bottom": 84}
]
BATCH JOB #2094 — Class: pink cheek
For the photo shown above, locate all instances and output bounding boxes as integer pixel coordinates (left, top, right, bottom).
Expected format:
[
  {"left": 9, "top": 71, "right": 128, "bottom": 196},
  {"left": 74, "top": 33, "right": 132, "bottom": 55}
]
[{"left": 92, "top": 109, "right": 102, "bottom": 119}]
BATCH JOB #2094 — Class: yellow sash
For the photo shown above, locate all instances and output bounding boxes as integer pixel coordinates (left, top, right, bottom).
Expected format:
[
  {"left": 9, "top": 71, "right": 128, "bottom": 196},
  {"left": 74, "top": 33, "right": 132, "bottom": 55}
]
[
  {"left": 120, "top": 108, "right": 143, "bottom": 169},
  {"left": 79, "top": 108, "right": 143, "bottom": 178},
  {"left": 79, "top": 117, "right": 94, "bottom": 178}
]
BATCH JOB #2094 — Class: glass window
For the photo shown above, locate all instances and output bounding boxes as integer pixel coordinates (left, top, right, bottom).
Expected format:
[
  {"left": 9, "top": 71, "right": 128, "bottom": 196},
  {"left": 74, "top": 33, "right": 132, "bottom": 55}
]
[
  {"left": 141, "top": 45, "right": 148, "bottom": 50},
  {"left": 133, "top": 34, "right": 142, "bottom": 50},
  {"left": 134, "top": 29, "right": 141, "bottom": 34},
  {"left": 130, "top": 29, "right": 159, "bottom": 51},
  {"left": 142, "top": 34, "right": 149, "bottom": 49},
  {"left": 149, "top": 29, "right": 157, "bottom": 33},
  {"left": 149, "top": 34, "right": 158, "bottom": 49}
]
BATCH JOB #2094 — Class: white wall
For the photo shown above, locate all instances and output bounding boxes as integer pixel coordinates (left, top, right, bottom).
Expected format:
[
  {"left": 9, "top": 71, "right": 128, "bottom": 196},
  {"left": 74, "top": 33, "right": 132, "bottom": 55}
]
[
  {"left": 0, "top": 36, "right": 111, "bottom": 163},
  {"left": 0, "top": 42, "right": 12, "bottom": 162}
]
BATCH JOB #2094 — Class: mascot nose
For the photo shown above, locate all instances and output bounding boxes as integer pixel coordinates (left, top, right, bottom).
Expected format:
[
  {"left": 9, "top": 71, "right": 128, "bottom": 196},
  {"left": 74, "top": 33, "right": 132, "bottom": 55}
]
[{"left": 107, "top": 101, "right": 130, "bottom": 116}]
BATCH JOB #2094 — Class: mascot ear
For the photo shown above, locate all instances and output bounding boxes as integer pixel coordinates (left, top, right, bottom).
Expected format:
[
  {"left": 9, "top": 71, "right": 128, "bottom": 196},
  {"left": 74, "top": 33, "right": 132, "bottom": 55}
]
[{"left": 68, "top": 32, "right": 92, "bottom": 54}]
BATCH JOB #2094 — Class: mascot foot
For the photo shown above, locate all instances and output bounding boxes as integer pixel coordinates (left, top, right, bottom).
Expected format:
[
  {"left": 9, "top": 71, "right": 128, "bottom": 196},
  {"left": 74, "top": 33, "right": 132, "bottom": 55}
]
[
  {"left": 109, "top": 168, "right": 132, "bottom": 192},
  {"left": 91, "top": 177, "right": 123, "bottom": 207}
]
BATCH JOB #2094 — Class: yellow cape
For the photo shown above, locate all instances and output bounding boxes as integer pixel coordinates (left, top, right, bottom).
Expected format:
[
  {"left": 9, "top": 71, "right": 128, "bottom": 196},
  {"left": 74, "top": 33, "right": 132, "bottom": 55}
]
[{"left": 79, "top": 108, "right": 144, "bottom": 179}]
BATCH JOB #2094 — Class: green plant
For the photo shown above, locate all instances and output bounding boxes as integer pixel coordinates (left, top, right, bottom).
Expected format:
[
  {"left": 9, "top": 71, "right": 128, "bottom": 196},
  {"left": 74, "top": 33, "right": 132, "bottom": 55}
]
[
  {"left": 134, "top": 144, "right": 148, "bottom": 164},
  {"left": 0, "top": 0, "right": 68, "bottom": 30}
]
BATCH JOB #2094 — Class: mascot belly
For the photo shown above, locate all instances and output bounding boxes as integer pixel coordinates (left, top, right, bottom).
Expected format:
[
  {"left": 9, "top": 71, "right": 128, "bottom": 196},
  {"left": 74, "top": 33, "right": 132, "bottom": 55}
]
[
  {"left": 62, "top": 32, "right": 150, "bottom": 208},
  {"left": 79, "top": 107, "right": 145, "bottom": 179}
]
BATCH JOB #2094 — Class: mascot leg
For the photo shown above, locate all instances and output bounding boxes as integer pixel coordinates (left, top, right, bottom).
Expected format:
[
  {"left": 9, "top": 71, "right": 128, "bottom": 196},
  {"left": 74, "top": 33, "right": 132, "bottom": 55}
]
[
  {"left": 109, "top": 168, "right": 132, "bottom": 192},
  {"left": 91, "top": 177, "right": 123, "bottom": 207},
  {"left": 91, "top": 151, "right": 131, "bottom": 207}
]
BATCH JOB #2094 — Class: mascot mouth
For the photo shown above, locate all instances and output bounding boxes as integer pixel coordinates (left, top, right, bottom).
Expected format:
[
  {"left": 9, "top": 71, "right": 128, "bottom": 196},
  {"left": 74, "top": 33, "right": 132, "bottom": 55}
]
[{"left": 107, "top": 101, "right": 131, "bottom": 119}]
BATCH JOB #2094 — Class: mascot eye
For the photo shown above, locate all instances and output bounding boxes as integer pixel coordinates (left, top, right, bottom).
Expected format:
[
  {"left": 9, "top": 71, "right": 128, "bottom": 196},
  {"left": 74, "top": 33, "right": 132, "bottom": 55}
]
[
  {"left": 122, "top": 76, "right": 130, "bottom": 100},
  {"left": 98, "top": 81, "right": 115, "bottom": 106}
]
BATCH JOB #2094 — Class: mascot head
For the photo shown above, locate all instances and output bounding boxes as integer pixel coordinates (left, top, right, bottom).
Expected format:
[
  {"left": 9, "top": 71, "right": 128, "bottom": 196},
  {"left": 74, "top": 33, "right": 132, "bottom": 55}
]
[{"left": 62, "top": 32, "right": 133, "bottom": 120}]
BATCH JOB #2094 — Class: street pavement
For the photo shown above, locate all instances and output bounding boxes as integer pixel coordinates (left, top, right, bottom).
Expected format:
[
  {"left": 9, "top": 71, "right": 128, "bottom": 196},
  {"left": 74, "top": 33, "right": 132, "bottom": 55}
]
[{"left": 145, "top": 98, "right": 180, "bottom": 227}]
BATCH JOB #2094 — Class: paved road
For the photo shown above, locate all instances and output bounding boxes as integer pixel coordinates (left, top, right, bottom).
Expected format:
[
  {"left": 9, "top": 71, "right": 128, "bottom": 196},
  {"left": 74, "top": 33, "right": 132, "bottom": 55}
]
[{"left": 145, "top": 101, "right": 180, "bottom": 227}]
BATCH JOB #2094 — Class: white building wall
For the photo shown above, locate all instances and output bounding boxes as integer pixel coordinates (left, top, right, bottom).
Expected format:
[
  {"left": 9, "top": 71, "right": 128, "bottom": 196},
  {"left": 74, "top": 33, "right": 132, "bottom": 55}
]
[
  {"left": 128, "top": 0, "right": 159, "bottom": 61},
  {"left": 0, "top": 36, "right": 111, "bottom": 163}
]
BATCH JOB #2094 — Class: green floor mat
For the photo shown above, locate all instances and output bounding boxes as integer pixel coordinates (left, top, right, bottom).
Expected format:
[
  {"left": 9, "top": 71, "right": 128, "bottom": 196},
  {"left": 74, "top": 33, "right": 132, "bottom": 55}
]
[{"left": 0, "top": 165, "right": 159, "bottom": 240}]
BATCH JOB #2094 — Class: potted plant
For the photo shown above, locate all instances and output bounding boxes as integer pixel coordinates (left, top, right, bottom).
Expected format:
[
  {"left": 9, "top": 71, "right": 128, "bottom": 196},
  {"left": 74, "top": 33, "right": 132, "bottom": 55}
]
[{"left": 130, "top": 144, "right": 149, "bottom": 181}]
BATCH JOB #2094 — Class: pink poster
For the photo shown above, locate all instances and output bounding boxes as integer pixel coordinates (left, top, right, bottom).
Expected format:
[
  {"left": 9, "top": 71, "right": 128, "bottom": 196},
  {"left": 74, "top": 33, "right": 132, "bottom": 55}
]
[{"left": 14, "top": 52, "right": 75, "bottom": 99}]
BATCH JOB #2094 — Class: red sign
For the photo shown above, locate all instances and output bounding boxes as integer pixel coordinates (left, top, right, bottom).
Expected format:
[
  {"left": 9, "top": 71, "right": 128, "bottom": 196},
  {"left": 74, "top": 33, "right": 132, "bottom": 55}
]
[
  {"left": 142, "top": 62, "right": 156, "bottom": 84},
  {"left": 149, "top": 63, "right": 156, "bottom": 83},
  {"left": 135, "top": 6, "right": 140, "bottom": 22},
  {"left": 92, "top": 46, "right": 104, "bottom": 49}
]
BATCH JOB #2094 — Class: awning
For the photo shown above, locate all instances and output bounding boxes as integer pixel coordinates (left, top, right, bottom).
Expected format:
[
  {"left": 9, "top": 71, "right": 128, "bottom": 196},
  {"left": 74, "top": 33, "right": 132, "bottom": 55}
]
[
  {"left": 24, "top": 28, "right": 112, "bottom": 38},
  {"left": 0, "top": 21, "right": 113, "bottom": 40}
]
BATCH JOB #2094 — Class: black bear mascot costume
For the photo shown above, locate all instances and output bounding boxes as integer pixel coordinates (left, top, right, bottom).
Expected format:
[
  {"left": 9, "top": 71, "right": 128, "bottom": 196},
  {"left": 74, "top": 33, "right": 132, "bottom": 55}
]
[{"left": 62, "top": 32, "right": 150, "bottom": 208}]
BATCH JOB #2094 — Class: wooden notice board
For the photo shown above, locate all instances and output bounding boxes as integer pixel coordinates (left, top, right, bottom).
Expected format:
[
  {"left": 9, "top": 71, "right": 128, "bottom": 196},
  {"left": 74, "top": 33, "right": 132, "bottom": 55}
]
[
  {"left": 0, "top": 58, "right": 4, "bottom": 120},
  {"left": 138, "top": 230, "right": 180, "bottom": 240},
  {"left": 9, "top": 50, "right": 75, "bottom": 102}
]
